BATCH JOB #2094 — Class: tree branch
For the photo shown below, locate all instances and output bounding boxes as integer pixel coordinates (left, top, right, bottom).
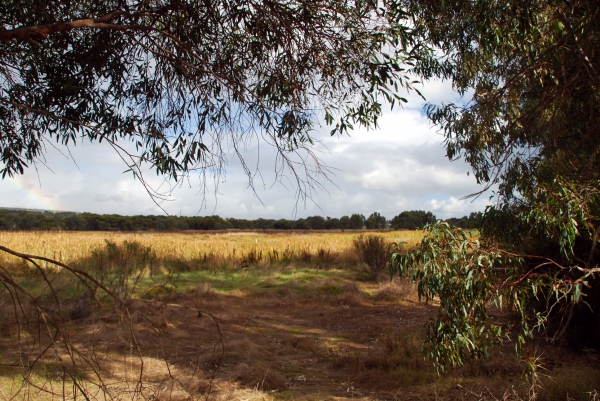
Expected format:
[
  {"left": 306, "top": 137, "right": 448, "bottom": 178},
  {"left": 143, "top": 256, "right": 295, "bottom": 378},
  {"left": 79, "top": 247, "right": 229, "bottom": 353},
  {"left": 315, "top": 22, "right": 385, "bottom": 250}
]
[{"left": 0, "top": 10, "right": 160, "bottom": 42}]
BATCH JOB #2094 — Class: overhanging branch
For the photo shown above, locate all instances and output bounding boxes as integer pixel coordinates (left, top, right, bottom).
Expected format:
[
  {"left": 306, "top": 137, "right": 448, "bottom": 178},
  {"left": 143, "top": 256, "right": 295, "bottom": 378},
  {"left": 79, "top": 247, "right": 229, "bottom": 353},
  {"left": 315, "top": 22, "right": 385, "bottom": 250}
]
[{"left": 0, "top": 10, "right": 160, "bottom": 42}]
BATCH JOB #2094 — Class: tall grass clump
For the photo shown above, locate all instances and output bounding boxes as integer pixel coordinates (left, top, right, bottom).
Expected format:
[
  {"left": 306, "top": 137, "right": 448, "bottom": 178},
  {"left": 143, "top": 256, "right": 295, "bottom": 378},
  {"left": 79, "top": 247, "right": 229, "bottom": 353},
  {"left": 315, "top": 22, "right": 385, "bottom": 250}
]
[
  {"left": 315, "top": 247, "right": 339, "bottom": 268},
  {"left": 352, "top": 235, "right": 391, "bottom": 276},
  {"left": 240, "top": 247, "right": 263, "bottom": 267}
]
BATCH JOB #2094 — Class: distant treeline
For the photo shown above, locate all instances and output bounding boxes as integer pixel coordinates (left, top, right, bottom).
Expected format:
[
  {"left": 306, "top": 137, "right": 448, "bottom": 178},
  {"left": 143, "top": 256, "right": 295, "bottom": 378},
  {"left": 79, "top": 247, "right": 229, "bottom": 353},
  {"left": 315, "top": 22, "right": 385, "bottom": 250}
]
[{"left": 0, "top": 208, "right": 483, "bottom": 231}]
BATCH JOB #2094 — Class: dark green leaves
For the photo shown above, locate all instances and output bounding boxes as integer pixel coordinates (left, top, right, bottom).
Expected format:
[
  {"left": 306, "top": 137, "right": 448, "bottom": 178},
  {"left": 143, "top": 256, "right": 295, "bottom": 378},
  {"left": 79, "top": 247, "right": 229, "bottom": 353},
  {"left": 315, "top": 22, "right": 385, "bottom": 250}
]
[{"left": 0, "top": 0, "right": 433, "bottom": 198}]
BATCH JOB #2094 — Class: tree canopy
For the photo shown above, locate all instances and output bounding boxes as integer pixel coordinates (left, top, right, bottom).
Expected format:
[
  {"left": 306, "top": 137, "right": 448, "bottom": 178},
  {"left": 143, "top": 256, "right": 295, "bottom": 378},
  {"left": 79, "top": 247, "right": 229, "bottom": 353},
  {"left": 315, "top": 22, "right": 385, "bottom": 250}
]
[
  {"left": 392, "top": 0, "right": 600, "bottom": 369},
  {"left": 390, "top": 209, "right": 435, "bottom": 230},
  {"left": 0, "top": 0, "right": 430, "bottom": 203},
  {"left": 420, "top": 0, "right": 600, "bottom": 207},
  {"left": 365, "top": 211, "right": 386, "bottom": 229}
]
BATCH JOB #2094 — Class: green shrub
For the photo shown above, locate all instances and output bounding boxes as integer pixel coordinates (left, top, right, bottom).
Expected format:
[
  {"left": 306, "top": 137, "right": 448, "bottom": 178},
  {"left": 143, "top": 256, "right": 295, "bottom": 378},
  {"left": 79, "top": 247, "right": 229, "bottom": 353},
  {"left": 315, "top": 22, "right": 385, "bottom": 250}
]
[
  {"left": 391, "top": 221, "right": 593, "bottom": 372},
  {"left": 85, "top": 240, "right": 157, "bottom": 300}
]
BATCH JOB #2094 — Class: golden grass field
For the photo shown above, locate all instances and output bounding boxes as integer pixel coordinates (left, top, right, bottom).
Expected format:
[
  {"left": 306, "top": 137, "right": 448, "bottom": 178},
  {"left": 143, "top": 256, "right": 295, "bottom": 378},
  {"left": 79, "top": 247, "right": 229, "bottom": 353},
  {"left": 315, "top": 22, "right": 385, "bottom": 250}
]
[
  {"left": 0, "top": 230, "right": 598, "bottom": 401},
  {"left": 0, "top": 229, "right": 423, "bottom": 266}
]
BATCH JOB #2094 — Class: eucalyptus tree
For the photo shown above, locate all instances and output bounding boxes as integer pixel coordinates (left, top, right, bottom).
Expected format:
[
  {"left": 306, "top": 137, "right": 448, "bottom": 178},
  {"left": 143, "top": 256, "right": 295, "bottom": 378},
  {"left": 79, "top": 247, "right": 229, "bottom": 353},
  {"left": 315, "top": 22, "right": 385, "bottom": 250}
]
[
  {"left": 349, "top": 213, "right": 366, "bottom": 229},
  {"left": 365, "top": 211, "right": 386, "bottom": 229},
  {"left": 339, "top": 215, "right": 351, "bottom": 230},
  {"left": 0, "top": 0, "right": 430, "bottom": 204},
  {"left": 390, "top": 209, "right": 434, "bottom": 229},
  {"left": 393, "top": 0, "right": 600, "bottom": 369}
]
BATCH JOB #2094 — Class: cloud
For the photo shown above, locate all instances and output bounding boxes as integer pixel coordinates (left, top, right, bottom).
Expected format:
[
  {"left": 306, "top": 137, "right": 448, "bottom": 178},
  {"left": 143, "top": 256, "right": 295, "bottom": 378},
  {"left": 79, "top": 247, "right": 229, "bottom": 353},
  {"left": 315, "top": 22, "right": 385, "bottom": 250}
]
[
  {"left": 0, "top": 80, "right": 491, "bottom": 220},
  {"left": 428, "top": 196, "right": 491, "bottom": 218}
]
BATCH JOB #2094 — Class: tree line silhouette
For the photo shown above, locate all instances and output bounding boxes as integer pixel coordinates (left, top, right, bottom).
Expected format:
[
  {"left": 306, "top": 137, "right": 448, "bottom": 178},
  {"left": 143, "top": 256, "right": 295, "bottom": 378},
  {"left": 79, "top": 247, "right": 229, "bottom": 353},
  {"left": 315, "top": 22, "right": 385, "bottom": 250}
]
[{"left": 0, "top": 208, "right": 482, "bottom": 231}]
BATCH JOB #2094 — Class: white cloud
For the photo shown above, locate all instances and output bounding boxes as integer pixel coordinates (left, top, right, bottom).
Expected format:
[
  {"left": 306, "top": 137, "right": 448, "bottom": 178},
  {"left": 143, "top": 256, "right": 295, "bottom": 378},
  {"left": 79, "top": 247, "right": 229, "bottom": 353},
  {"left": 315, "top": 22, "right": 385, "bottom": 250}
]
[
  {"left": 0, "top": 80, "right": 491, "bottom": 220},
  {"left": 428, "top": 196, "right": 492, "bottom": 218}
]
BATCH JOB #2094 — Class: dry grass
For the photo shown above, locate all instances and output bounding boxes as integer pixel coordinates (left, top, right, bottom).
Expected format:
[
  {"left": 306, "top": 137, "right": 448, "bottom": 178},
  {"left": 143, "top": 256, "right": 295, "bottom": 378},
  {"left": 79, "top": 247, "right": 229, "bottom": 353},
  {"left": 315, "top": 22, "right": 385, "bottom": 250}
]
[
  {"left": 0, "top": 230, "right": 598, "bottom": 400},
  {"left": 373, "top": 277, "right": 417, "bottom": 302},
  {"left": 0, "top": 230, "right": 422, "bottom": 268}
]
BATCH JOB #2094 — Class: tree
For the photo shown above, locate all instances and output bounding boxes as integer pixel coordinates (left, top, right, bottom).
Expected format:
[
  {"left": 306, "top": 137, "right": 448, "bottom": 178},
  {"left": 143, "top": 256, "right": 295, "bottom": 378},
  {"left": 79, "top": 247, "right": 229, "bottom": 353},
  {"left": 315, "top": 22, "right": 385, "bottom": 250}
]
[
  {"left": 273, "top": 219, "right": 293, "bottom": 230},
  {"left": 0, "top": 0, "right": 431, "bottom": 205},
  {"left": 325, "top": 217, "right": 341, "bottom": 230},
  {"left": 390, "top": 210, "right": 435, "bottom": 230},
  {"left": 467, "top": 212, "right": 483, "bottom": 229},
  {"left": 393, "top": 0, "right": 600, "bottom": 370},
  {"left": 0, "top": 211, "right": 18, "bottom": 230},
  {"left": 253, "top": 218, "right": 272, "bottom": 230},
  {"left": 349, "top": 213, "right": 365, "bottom": 229},
  {"left": 63, "top": 214, "right": 88, "bottom": 230},
  {"left": 306, "top": 215, "right": 326, "bottom": 230},
  {"left": 444, "top": 213, "right": 483, "bottom": 229},
  {"left": 444, "top": 216, "right": 468, "bottom": 229},
  {"left": 365, "top": 212, "right": 386, "bottom": 229},
  {"left": 339, "top": 215, "right": 351, "bottom": 231},
  {"left": 293, "top": 218, "right": 311, "bottom": 230}
]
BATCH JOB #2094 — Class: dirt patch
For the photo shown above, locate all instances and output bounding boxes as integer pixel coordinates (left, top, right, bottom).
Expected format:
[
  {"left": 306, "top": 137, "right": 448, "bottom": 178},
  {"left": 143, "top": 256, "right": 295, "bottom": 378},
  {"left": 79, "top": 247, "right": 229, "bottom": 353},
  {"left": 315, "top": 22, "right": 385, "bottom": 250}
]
[{"left": 0, "top": 273, "right": 598, "bottom": 400}]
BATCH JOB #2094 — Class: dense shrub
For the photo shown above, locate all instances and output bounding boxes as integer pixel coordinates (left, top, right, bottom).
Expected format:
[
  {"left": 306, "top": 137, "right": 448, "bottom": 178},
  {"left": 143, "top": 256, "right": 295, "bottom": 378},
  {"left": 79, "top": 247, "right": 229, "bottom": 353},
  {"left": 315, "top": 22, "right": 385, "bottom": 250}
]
[{"left": 353, "top": 235, "right": 390, "bottom": 274}]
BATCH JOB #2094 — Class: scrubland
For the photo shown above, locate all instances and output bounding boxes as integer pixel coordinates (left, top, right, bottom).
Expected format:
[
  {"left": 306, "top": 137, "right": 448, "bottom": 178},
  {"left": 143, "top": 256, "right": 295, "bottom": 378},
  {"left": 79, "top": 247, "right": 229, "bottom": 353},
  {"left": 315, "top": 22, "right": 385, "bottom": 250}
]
[{"left": 0, "top": 230, "right": 598, "bottom": 400}]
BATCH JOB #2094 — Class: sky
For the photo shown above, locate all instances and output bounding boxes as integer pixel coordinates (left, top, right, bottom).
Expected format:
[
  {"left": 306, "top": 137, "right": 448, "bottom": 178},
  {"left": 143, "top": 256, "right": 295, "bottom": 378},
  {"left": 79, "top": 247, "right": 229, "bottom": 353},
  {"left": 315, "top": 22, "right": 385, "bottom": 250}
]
[{"left": 0, "top": 80, "right": 493, "bottom": 220}]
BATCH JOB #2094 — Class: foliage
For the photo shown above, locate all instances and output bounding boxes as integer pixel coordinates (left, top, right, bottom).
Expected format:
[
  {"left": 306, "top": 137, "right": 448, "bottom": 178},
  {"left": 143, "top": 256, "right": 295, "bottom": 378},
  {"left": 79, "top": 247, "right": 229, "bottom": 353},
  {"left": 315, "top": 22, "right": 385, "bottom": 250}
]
[
  {"left": 0, "top": 208, "right": 400, "bottom": 231},
  {"left": 306, "top": 215, "right": 327, "bottom": 230},
  {"left": 387, "top": 0, "right": 600, "bottom": 370},
  {"left": 273, "top": 219, "right": 293, "bottom": 230},
  {"left": 391, "top": 223, "right": 508, "bottom": 369},
  {"left": 418, "top": 0, "right": 600, "bottom": 207},
  {"left": 0, "top": 0, "right": 432, "bottom": 201},
  {"left": 353, "top": 234, "right": 390, "bottom": 274},
  {"left": 0, "top": 208, "right": 489, "bottom": 234},
  {"left": 340, "top": 216, "right": 351, "bottom": 230},
  {"left": 445, "top": 212, "right": 483, "bottom": 229},
  {"left": 85, "top": 240, "right": 157, "bottom": 300},
  {"left": 325, "top": 217, "right": 341, "bottom": 230},
  {"left": 349, "top": 213, "right": 366, "bottom": 229},
  {"left": 293, "top": 218, "right": 312, "bottom": 230},
  {"left": 390, "top": 210, "right": 436, "bottom": 230},
  {"left": 415, "top": 0, "right": 600, "bottom": 275},
  {"left": 365, "top": 212, "right": 387, "bottom": 229},
  {"left": 392, "top": 218, "right": 600, "bottom": 371}
]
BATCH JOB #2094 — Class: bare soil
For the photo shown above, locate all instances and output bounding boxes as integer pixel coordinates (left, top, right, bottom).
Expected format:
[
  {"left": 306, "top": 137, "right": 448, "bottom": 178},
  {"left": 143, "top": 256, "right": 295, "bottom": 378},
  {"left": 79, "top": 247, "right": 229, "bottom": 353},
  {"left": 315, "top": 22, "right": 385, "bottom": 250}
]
[{"left": 1, "top": 275, "right": 598, "bottom": 400}]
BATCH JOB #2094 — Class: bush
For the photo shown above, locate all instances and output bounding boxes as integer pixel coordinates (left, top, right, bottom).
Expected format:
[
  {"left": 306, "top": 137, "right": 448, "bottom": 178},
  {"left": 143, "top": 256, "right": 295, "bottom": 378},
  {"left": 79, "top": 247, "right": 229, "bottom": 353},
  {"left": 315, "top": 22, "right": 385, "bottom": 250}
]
[
  {"left": 352, "top": 235, "right": 390, "bottom": 274},
  {"left": 85, "top": 240, "right": 157, "bottom": 300}
]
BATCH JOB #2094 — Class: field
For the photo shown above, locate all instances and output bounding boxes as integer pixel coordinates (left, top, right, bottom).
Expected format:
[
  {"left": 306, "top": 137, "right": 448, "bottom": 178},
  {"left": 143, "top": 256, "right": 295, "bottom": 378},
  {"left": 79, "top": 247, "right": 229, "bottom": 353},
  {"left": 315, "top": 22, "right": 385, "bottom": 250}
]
[
  {"left": 0, "top": 230, "right": 598, "bottom": 400},
  {"left": 0, "top": 230, "right": 423, "bottom": 266}
]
